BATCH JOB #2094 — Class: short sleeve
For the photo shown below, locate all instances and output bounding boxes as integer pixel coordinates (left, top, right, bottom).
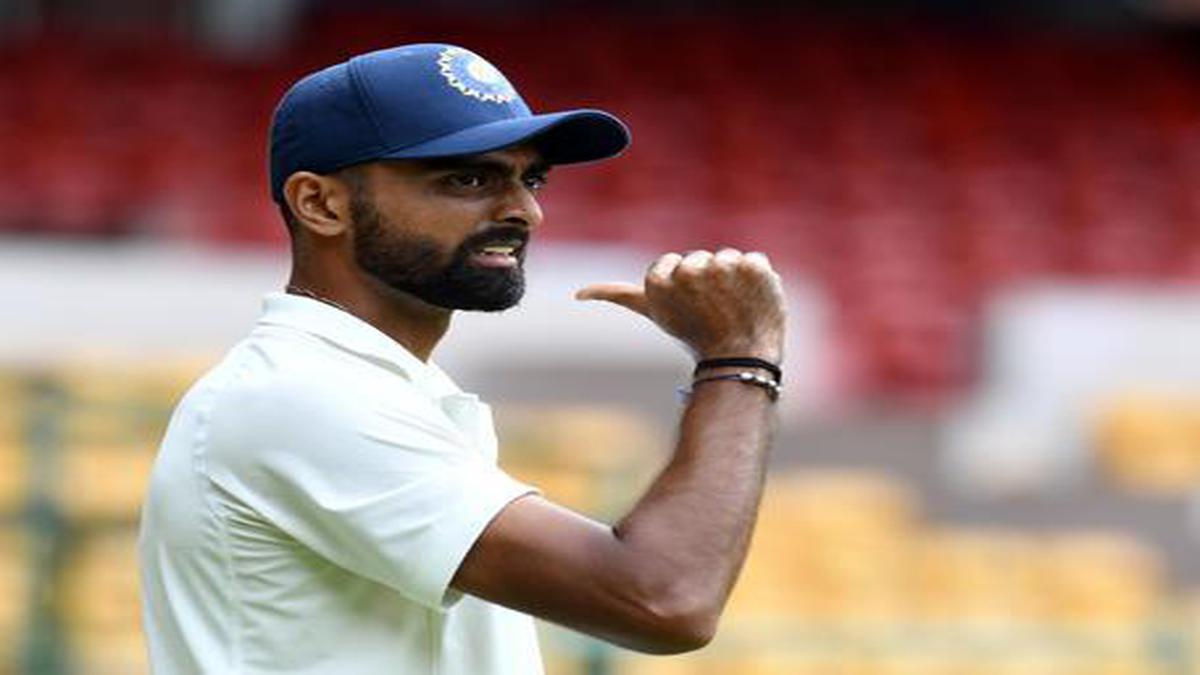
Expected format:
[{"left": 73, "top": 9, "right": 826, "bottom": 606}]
[{"left": 205, "top": 373, "right": 535, "bottom": 610}]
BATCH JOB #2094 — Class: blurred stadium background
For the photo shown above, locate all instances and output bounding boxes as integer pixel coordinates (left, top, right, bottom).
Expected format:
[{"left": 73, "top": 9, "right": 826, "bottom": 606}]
[{"left": 3, "top": 0, "right": 1200, "bottom": 673}]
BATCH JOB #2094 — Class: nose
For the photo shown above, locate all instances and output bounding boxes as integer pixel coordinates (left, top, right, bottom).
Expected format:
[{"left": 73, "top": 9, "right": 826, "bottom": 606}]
[{"left": 493, "top": 181, "right": 543, "bottom": 230}]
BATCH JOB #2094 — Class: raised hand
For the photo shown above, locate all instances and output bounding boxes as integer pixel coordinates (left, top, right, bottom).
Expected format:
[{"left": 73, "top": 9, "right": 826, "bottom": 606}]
[{"left": 576, "top": 249, "right": 786, "bottom": 364}]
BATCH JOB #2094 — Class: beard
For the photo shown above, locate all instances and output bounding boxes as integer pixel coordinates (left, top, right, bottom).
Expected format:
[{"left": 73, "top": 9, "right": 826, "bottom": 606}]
[{"left": 350, "top": 195, "right": 526, "bottom": 312}]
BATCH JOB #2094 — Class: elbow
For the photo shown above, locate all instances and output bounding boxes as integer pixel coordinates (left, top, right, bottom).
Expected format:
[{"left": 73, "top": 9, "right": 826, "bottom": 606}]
[
  {"left": 631, "top": 588, "right": 721, "bottom": 654},
  {"left": 650, "top": 617, "right": 717, "bottom": 655}
]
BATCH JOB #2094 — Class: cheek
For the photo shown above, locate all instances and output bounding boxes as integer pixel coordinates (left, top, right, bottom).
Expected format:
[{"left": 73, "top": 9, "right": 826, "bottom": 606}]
[
  {"left": 417, "top": 201, "right": 492, "bottom": 245},
  {"left": 376, "top": 201, "right": 477, "bottom": 251}
]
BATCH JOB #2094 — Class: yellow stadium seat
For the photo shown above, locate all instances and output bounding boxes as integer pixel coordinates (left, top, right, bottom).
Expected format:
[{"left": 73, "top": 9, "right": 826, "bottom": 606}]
[
  {"left": 725, "top": 549, "right": 827, "bottom": 619},
  {"left": 72, "top": 631, "right": 147, "bottom": 675},
  {"left": 1093, "top": 393, "right": 1200, "bottom": 494},
  {"left": 1081, "top": 662, "right": 1162, "bottom": 675},
  {"left": 61, "top": 528, "right": 142, "bottom": 633},
  {"left": 57, "top": 442, "right": 156, "bottom": 522},
  {"left": 0, "top": 444, "right": 28, "bottom": 515},
  {"left": 855, "top": 653, "right": 966, "bottom": 675},
  {"left": 504, "top": 464, "right": 598, "bottom": 513},
  {"left": 60, "top": 528, "right": 146, "bottom": 673},
  {"left": 719, "top": 653, "right": 858, "bottom": 675},
  {"left": 54, "top": 360, "right": 205, "bottom": 446},
  {"left": 616, "top": 648, "right": 843, "bottom": 675},
  {"left": 728, "top": 470, "right": 919, "bottom": 621},
  {"left": 498, "top": 405, "right": 661, "bottom": 518},
  {"left": 808, "top": 543, "right": 912, "bottom": 622},
  {"left": 615, "top": 653, "right": 705, "bottom": 675},
  {"left": 54, "top": 365, "right": 144, "bottom": 443},
  {"left": 863, "top": 641, "right": 1163, "bottom": 675},
  {"left": 1039, "top": 530, "right": 1163, "bottom": 623},
  {"left": 910, "top": 528, "right": 1042, "bottom": 620},
  {"left": 758, "top": 470, "right": 920, "bottom": 545},
  {"left": 496, "top": 405, "right": 659, "bottom": 472},
  {"left": 0, "top": 372, "right": 28, "bottom": 449},
  {"left": 0, "top": 529, "right": 29, "bottom": 665},
  {"left": 136, "top": 359, "right": 210, "bottom": 408}
]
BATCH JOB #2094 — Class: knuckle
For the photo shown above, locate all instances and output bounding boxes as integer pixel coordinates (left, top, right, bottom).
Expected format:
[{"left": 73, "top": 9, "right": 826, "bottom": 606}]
[
  {"left": 673, "top": 262, "right": 704, "bottom": 280},
  {"left": 742, "top": 252, "right": 772, "bottom": 269},
  {"left": 714, "top": 250, "right": 741, "bottom": 268},
  {"left": 645, "top": 277, "right": 673, "bottom": 297},
  {"left": 648, "top": 255, "right": 682, "bottom": 280},
  {"left": 650, "top": 252, "right": 681, "bottom": 269},
  {"left": 740, "top": 261, "right": 774, "bottom": 280},
  {"left": 645, "top": 272, "right": 671, "bottom": 289}
]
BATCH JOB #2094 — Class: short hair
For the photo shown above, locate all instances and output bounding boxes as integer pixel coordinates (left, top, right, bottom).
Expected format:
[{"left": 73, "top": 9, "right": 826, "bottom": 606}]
[
  {"left": 279, "top": 203, "right": 301, "bottom": 232},
  {"left": 277, "top": 165, "right": 367, "bottom": 234}
]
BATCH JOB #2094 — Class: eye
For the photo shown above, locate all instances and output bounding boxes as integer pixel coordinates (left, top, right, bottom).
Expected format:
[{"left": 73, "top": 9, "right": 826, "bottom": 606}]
[
  {"left": 448, "top": 172, "right": 488, "bottom": 189},
  {"left": 523, "top": 174, "right": 548, "bottom": 192}
]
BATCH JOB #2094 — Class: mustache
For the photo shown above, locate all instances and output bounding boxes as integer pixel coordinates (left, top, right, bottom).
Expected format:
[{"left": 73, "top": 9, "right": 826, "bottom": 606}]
[{"left": 460, "top": 225, "right": 529, "bottom": 251}]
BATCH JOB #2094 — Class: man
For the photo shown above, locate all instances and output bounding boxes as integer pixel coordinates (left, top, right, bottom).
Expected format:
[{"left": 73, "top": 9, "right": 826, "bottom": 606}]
[{"left": 139, "top": 43, "right": 786, "bottom": 674}]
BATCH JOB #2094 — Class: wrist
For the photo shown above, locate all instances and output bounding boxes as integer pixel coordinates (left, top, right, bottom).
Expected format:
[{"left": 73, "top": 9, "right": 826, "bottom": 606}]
[
  {"left": 695, "top": 346, "right": 781, "bottom": 366},
  {"left": 694, "top": 356, "right": 782, "bottom": 386},
  {"left": 684, "top": 371, "right": 781, "bottom": 402}
]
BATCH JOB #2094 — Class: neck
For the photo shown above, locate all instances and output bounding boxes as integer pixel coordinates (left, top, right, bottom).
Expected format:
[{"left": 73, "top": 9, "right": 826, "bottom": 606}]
[{"left": 286, "top": 271, "right": 452, "bottom": 362}]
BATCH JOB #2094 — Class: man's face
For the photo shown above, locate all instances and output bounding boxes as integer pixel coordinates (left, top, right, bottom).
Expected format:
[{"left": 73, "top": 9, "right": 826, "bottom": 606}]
[{"left": 346, "top": 146, "right": 548, "bottom": 312}]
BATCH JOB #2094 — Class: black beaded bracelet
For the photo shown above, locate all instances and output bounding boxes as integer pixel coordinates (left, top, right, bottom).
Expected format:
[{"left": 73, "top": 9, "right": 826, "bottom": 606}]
[
  {"left": 694, "top": 357, "right": 782, "bottom": 384},
  {"left": 681, "top": 371, "right": 782, "bottom": 402}
]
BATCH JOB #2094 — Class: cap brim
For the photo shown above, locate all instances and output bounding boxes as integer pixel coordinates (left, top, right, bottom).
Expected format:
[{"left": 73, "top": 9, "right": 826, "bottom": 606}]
[{"left": 378, "top": 109, "right": 630, "bottom": 165}]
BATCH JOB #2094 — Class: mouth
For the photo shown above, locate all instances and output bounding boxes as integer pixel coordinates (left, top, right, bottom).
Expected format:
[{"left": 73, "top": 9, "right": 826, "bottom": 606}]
[{"left": 468, "top": 238, "right": 525, "bottom": 269}]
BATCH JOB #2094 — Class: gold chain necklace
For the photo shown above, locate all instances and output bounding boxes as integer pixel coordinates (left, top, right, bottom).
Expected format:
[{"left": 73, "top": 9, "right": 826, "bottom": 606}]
[{"left": 285, "top": 285, "right": 353, "bottom": 315}]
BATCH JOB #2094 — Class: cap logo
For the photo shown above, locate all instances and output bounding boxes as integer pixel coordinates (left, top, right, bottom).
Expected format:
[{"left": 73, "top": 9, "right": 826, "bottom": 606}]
[{"left": 437, "top": 47, "right": 518, "bottom": 104}]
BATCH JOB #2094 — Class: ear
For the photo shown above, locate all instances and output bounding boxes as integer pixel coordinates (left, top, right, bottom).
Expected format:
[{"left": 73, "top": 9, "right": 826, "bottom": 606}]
[{"left": 283, "top": 171, "right": 355, "bottom": 237}]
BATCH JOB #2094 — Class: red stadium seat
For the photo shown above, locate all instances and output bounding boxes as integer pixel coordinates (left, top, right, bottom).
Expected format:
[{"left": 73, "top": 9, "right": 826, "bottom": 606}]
[{"left": 6, "top": 13, "right": 1200, "bottom": 398}]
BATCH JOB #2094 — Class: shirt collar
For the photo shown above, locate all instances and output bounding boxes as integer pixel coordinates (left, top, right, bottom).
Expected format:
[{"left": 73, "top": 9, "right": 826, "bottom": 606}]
[{"left": 256, "top": 292, "right": 462, "bottom": 397}]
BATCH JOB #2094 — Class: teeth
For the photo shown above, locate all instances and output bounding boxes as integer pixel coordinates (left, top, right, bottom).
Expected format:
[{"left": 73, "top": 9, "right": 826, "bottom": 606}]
[{"left": 480, "top": 245, "right": 516, "bottom": 255}]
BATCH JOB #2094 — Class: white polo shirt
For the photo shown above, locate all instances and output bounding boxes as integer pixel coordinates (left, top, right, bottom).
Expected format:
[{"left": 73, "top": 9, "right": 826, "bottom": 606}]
[{"left": 138, "top": 293, "right": 543, "bottom": 674}]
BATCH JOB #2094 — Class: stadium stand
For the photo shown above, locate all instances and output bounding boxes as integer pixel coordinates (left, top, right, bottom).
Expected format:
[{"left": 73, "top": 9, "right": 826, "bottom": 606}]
[
  {"left": 0, "top": 362, "right": 1194, "bottom": 673},
  {"left": 6, "top": 11, "right": 1200, "bottom": 399}
]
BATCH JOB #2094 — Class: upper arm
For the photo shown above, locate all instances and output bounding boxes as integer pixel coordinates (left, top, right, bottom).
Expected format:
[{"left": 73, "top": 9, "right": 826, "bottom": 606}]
[{"left": 451, "top": 494, "right": 713, "bottom": 654}]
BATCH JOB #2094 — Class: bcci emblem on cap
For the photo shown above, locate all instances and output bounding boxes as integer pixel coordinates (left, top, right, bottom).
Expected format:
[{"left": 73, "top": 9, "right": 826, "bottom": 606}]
[{"left": 437, "top": 47, "right": 518, "bottom": 104}]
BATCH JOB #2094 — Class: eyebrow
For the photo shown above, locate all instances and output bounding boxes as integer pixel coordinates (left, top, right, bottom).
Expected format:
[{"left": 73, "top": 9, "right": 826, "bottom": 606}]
[{"left": 418, "top": 156, "right": 551, "bottom": 177}]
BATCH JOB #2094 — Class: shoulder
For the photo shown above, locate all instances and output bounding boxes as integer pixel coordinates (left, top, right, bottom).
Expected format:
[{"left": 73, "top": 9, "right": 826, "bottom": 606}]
[
  {"left": 203, "top": 330, "right": 468, "bottom": 470},
  {"left": 214, "top": 326, "right": 433, "bottom": 420},
  {"left": 211, "top": 345, "right": 415, "bottom": 438}
]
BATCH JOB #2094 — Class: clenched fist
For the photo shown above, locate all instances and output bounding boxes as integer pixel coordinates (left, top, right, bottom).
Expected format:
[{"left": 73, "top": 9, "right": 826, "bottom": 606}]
[{"left": 576, "top": 249, "right": 786, "bottom": 365}]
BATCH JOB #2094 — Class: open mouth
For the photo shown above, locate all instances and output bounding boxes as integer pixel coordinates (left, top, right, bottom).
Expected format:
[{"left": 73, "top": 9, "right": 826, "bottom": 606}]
[{"left": 468, "top": 238, "right": 525, "bottom": 268}]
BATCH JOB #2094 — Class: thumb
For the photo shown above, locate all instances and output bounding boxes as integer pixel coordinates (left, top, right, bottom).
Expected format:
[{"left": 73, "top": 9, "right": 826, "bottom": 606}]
[{"left": 575, "top": 282, "right": 650, "bottom": 317}]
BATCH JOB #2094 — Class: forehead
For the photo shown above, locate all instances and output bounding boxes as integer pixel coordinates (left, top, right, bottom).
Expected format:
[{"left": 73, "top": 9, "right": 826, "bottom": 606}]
[
  {"left": 379, "top": 145, "right": 546, "bottom": 175},
  {"left": 479, "top": 145, "right": 544, "bottom": 165}
]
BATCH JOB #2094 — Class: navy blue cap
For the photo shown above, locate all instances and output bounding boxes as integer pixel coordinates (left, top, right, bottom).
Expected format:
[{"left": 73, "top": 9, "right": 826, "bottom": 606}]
[{"left": 269, "top": 44, "right": 631, "bottom": 204}]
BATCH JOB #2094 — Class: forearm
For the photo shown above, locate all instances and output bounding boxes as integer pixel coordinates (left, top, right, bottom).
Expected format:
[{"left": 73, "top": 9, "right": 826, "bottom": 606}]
[
  {"left": 612, "top": 372, "right": 776, "bottom": 637},
  {"left": 453, "top": 249, "right": 785, "bottom": 654}
]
